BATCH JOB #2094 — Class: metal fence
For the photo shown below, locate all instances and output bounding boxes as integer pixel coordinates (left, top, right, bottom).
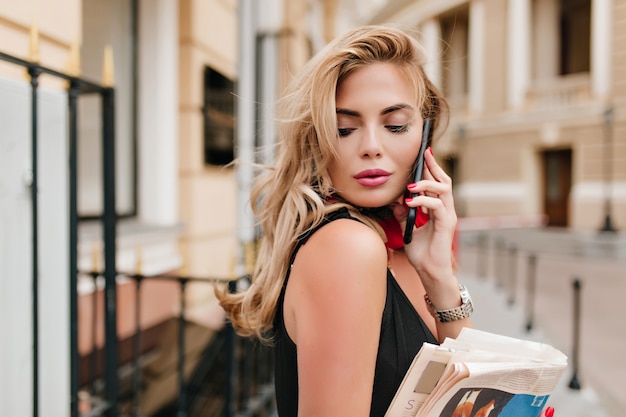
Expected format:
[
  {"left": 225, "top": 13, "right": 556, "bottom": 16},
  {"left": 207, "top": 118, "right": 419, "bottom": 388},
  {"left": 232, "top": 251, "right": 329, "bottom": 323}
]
[
  {"left": 78, "top": 271, "right": 275, "bottom": 417},
  {"left": 1, "top": 50, "right": 275, "bottom": 417}
]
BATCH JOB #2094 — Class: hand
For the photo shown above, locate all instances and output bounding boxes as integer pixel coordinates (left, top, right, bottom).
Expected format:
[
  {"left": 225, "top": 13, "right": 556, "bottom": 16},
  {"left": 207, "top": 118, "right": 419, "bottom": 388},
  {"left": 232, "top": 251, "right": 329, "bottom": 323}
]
[{"left": 393, "top": 147, "right": 457, "bottom": 284}]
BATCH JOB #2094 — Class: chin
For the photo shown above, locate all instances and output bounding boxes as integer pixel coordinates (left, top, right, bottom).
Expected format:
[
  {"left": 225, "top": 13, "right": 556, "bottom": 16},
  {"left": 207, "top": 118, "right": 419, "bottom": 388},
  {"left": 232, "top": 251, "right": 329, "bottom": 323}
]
[
  {"left": 336, "top": 188, "right": 404, "bottom": 209},
  {"left": 350, "top": 195, "right": 401, "bottom": 209}
]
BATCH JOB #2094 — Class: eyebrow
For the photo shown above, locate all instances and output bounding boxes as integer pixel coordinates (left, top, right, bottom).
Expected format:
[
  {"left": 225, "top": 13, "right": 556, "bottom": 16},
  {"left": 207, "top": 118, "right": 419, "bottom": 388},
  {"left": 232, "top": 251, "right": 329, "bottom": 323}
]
[
  {"left": 336, "top": 108, "right": 360, "bottom": 117},
  {"left": 336, "top": 103, "right": 414, "bottom": 117},
  {"left": 381, "top": 103, "right": 414, "bottom": 115}
]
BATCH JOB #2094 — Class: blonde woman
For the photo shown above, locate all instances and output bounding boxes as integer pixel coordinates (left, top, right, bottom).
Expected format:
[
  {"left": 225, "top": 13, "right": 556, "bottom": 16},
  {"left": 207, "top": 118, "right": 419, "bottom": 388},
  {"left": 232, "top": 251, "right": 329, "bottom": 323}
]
[{"left": 218, "top": 25, "right": 473, "bottom": 416}]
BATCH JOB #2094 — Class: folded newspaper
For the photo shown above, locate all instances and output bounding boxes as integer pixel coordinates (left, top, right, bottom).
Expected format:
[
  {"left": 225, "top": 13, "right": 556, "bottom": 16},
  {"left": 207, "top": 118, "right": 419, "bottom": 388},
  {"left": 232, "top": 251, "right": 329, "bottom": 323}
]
[{"left": 385, "top": 328, "right": 568, "bottom": 417}]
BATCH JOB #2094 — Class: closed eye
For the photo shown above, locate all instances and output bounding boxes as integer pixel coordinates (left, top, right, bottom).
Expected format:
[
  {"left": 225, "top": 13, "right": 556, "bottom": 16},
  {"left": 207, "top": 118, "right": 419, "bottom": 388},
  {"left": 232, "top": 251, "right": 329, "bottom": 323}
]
[
  {"left": 338, "top": 127, "right": 356, "bottom": 137},
  {"left": 386, "top": 124, "right": 409, "bottom": 133}
]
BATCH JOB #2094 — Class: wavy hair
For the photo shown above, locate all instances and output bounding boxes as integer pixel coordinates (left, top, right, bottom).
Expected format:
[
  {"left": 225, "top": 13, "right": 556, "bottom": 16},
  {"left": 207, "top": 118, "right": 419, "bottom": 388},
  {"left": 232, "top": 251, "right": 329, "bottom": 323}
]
[{"left": 217, "top": 25, "right": 449, "bottom": 341}]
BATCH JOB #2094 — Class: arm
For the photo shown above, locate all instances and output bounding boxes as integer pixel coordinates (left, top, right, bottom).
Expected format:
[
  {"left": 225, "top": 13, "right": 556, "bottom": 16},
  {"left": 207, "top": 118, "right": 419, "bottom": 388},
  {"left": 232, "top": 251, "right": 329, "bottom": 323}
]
[
  {"left": 284, "top": 219, "right": 388, "bottom": 417},
  {"left": 401, "top": 148, "right": 473, "bottom": 342}
]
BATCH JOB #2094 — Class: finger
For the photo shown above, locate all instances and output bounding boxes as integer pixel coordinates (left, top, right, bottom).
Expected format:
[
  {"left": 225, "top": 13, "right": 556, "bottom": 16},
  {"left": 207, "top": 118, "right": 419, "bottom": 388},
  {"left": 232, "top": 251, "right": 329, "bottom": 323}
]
[
  {"left": 408, "top": 178, "right": 456, "bottom": 213},
  {"left": 424, "top": 147, "right": 452, "bottom": 185},
  {"left": 406, "top": 194, "right": 456, "bottom": 228},
  {"left": 408, "top": 180, "right": 448, "bottom": 196},
  {"left": 421, "top": 150, "right": 455, "bottom": 209}
]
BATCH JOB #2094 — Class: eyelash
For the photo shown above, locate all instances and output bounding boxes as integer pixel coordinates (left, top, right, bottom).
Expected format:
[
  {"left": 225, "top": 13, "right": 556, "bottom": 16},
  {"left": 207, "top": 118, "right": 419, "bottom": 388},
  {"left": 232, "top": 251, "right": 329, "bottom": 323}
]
[
  {"left": 337, "top": 124, "right": 410, "bottom": 137},
  {"left": 387, "top": 124, "right": 409, "bottom": 133},
  {"left": 338, "top": 128, "right": 355, "bottom": 137}
]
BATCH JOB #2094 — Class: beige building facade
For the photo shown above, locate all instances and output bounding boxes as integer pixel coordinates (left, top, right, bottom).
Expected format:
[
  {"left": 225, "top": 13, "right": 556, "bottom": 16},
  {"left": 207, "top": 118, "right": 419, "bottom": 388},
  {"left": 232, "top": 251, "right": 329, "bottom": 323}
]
[
  {"left": 0, "top": 0, "right": 335, "bottom": 413},
  {"left": 370, "top": 0, "right": 626, "bottom": 231},
  {"left": 5, "top": 0, "right": 623, "bottom": 413}
]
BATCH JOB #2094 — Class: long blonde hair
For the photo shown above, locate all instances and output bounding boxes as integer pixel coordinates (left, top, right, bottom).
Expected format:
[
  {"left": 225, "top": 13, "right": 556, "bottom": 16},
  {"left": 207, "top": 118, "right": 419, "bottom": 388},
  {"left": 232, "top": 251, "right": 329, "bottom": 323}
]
[{"left": 217, "top": 25, "right": 449, "bottom": 341}]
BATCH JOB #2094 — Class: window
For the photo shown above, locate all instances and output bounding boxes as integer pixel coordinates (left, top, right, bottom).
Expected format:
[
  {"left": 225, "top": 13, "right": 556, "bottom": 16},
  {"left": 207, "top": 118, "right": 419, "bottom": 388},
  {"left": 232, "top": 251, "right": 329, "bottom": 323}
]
[
  {"left": 203, "top": 67, "right": 235, "bottom": 166},
  {"left": 559, "top": 0, "right": 591, "bottom": 75}
]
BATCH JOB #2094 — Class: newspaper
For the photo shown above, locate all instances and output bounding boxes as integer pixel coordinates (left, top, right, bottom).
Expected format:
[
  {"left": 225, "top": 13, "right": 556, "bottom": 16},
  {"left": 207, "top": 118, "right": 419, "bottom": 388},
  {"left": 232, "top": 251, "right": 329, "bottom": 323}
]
[{"left": 385, "top": 328, "right": 568, "bottom": 417}]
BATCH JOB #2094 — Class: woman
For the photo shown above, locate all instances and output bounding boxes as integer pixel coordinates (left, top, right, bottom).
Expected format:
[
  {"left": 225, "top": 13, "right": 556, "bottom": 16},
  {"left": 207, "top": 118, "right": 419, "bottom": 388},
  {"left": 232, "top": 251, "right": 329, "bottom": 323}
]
[{"left": 218, "top": 25, "right": 473, "bottom": 416}]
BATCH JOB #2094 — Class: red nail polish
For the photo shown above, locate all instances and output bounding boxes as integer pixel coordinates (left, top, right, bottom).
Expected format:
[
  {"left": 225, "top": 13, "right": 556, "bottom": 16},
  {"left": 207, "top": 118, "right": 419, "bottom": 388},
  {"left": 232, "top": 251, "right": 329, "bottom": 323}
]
[
  {"left": 544, "top": 406, "right": 554, "bottom": 417},
  {"left": 405, "top": 197, "right": 413, "bottom": 203},
  {"left": 407, "top": 182, "right": 416, "bottom": 188},
  {"left": 428, "top": 147, "right": 433, "bottom": 155}
]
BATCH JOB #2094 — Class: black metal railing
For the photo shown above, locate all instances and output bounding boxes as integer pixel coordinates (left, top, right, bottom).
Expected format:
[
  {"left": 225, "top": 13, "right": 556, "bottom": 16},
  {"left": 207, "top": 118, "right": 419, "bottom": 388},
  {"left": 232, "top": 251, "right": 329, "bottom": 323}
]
[
  {"left": 1, "top": 49, "right": 275, "bottom": 417},
  {"left": 1, "top": 49, "right": 118, "bottom": 417},
  {"left": 77, "top": 271, "right": 275, "bottom": 417}
]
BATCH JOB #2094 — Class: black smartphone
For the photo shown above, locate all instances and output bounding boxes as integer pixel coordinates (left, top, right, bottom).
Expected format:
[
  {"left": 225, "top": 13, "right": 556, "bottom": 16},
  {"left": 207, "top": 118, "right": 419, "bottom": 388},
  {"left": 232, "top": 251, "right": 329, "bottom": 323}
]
[{"left": 403, "top": 119, "right": 432, "bottom": 244}]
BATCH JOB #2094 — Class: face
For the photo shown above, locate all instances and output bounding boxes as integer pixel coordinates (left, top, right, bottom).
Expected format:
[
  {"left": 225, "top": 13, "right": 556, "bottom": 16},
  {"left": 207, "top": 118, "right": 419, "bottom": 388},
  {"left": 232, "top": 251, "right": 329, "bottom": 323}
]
[{"left": 329, "top": 63, "right": 423, "bottom": 208}]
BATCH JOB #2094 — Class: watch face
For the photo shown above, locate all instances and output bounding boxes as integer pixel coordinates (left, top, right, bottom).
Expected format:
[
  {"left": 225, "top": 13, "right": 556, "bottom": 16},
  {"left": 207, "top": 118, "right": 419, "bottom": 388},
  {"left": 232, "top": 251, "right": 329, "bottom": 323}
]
[{"left": 459, "top": 285, "right": 471, "bottom": 303}]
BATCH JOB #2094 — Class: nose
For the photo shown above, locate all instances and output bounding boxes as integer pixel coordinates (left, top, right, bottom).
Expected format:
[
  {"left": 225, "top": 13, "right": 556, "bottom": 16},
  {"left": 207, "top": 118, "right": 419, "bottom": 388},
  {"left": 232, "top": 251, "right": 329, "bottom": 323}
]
[{"left": 359, "top": 126, "right": 383, "bottom": 158}]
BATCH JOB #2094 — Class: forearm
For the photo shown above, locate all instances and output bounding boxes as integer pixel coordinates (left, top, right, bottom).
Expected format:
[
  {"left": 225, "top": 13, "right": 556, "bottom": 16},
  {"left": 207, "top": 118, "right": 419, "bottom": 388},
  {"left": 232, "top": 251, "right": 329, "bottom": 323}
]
[
  {"left": 434, "top": 317, "right": 473, "bottom": 343},
  {"left": 422, "top": 275, "right": 474, "bottom": 343}
]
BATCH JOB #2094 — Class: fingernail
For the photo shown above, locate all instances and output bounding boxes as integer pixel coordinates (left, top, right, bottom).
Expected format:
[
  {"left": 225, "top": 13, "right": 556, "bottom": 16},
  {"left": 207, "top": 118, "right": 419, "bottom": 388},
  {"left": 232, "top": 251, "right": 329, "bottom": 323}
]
[
  {"left": 407, "top": 182, "right": 416, "bottom": 188},
  {"left": 405, "top": 197, "right": 413, "bottom": 203},
  {"left": 428, "top": 147, "right": 433, "bottom": 155},
  {"left": 544, "top": 406, "right": 554, "bottom": 417}
]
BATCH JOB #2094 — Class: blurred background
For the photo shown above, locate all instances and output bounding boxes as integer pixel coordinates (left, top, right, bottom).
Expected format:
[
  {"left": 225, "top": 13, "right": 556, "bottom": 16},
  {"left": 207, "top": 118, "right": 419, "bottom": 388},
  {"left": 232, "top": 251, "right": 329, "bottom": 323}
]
[{"left": 1, "top": 0, "right": 624, "bottom": 416}]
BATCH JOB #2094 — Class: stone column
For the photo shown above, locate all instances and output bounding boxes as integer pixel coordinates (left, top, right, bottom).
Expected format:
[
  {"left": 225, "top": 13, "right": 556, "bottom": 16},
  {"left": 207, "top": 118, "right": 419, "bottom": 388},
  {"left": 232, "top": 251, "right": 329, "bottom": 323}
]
[
  {"left": 421, "top": 18, "right": 442, "bottom": 89},
  {"left": 468, "top": 0, "right": 485, "bottom": 114},
  {"left": 532, "top": 0, "right": 559, "bottom": 80},
  {"left": 591, "top": 0, "right": 612, "bottom": 99},
  {"left": 138, "top": 0, "right": 179, "bottom": 225},
  {"left": 507, "top": 0, "right": 531, "bottom": 109}
]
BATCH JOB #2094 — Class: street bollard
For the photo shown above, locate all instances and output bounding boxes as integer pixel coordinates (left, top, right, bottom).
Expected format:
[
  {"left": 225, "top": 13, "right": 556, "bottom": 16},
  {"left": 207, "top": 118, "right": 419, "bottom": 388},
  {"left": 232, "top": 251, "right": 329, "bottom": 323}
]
[
  {"left": 508, "top": 245, "right": 518, "bottom": 306},
  {"left": 495, "top": 238, "right": 506, "bottom": 288},
  {"left": 525, "top": 254, "right": 537, "bottom": 332},
  {"left": 568, "top": 278, "right": 582, "bottom": 390},
  {"left": 477, "top": 233, "right": 488, "bottom": 279}
]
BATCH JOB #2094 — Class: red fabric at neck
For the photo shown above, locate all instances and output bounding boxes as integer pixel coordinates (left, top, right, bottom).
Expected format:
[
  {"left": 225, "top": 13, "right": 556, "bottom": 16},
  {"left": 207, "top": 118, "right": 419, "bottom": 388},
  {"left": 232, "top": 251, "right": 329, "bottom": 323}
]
[{"left": 379, "top": 209, "right": 429, "bottom": 250}]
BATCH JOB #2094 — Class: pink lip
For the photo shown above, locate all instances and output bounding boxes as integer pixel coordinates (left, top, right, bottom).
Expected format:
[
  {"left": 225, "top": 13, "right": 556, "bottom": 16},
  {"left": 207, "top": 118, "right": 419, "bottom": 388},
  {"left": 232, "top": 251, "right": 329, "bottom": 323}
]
[{"left": 354, "top": 169, "right": 391, "bottom": 187}]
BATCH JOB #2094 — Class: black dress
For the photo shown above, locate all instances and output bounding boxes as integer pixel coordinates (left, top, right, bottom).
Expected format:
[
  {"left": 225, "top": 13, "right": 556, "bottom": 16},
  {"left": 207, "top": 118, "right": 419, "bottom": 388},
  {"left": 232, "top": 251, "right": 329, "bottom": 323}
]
[{"left": 273, "top": 208, "right": 438, "bottom": 416}]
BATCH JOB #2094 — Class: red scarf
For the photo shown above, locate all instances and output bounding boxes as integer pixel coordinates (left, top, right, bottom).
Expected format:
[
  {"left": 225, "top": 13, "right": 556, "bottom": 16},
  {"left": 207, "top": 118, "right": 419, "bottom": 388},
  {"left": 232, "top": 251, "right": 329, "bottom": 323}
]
[
  {"left": 379, "top": 207, "right": 458, "bottom": 262},
  {"left": 378, "top": 208, "right": 429, "bottom": 250}
]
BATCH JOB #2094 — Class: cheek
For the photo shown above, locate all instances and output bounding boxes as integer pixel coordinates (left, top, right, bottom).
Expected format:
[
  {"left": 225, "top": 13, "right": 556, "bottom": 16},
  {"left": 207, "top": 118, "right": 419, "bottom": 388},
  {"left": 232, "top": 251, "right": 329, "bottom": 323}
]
[
  {"left": 327, "top": 158, "right": 343, "bottom": 186},
  {"left": 396, "top": 149, "right": 420, "bottom": 179},
  {"left": 329, "top": 144, "right": 351, "bottom": 178}
]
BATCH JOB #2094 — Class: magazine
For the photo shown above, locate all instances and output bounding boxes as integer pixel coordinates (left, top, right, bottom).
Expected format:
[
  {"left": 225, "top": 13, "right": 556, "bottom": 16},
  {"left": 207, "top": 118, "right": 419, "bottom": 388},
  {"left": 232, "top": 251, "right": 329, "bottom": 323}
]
[{"left": 385, "top": 328, "right": 568, "bottom": 417}]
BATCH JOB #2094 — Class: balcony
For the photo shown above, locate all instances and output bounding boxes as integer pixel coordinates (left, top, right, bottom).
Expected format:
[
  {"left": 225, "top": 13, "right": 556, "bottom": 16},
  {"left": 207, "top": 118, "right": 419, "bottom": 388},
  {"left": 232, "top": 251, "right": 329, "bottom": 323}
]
[
  {"left": 526, "top": 73, "right": 592, "bottom": 112},
  {"left": 0, "top": 49, "right": 275, "bottom": 417}
]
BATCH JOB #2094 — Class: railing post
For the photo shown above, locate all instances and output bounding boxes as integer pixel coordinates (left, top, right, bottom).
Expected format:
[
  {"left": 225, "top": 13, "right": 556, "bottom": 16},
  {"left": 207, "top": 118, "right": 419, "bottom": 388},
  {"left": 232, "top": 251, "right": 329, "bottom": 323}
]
[
  {"left": 477, "top": 233, "right": 488, "bottom": 279},
  {"left": 28, "top": 65, "right": 42, "bottom": 417},
  {"left": 132, "top": 273, "right": 143, "bottom": 417},
  {"left": 569, "top": 278, "right": 582, "bottom": 390},
  {"left": 508, "top": 244, "right": 518, "bottom": 305},
  {"left": 525, "top": 253, "right": 537, "bottom": 332},
  {"left": 68, "top": 79, "right": 81, "bottom": 417},
  {"left": 102, "top": 86, "right": 119, "bottom": 417},
  {"left": 90, "top": 270, "right": 99, "bottom": 395},
  {"left": 495, "top": 237, "right": 505, "bottom": 288},
  {"left": 177, "top": 278, "right": 188, "bottom": 417},
  {"left": 223, "top": 280, "right": 238, "bottom": 417},
  {"left": 242, "top": 338, "right": 253, "bottom": 405}
]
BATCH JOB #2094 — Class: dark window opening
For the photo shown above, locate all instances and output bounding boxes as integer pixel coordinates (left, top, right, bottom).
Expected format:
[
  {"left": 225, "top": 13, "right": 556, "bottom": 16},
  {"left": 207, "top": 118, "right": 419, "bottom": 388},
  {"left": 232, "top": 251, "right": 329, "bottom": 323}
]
[
  {"left": 559, "top": 0, "right": 591, "bottom": 75},
  {"left": 204, "top": 67, "right": 235, "bottom": 166},
  {"left": 443, "top": 155, "right": 458, "bottom": 185}
]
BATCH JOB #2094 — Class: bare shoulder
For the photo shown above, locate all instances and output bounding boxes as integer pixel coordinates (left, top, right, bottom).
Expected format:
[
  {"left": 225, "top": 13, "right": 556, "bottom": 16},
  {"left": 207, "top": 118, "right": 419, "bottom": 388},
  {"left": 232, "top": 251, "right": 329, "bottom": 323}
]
[
  {"left": 285, "top": 218, "right": 388, "bottom": 342},
  {"left": 297, "top": 218, "right": 387, "bottom": 281},
  {"left": 284, "top": 218, "right": 389, "bottom": 414}
]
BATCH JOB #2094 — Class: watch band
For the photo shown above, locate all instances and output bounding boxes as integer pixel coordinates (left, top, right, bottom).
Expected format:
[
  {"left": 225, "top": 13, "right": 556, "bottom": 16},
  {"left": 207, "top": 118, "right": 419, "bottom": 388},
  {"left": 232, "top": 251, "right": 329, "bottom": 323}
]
[{"left": 424, "top": 284, "right": 474, "bottom": 323}]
